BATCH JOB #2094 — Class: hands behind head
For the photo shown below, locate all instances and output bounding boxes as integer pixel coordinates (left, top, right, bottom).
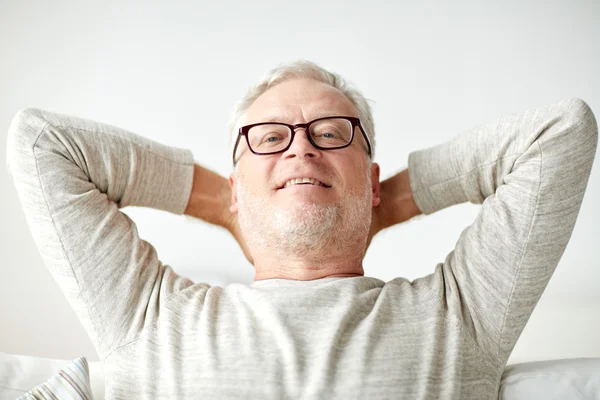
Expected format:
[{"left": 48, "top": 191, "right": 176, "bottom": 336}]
[{"left": 365, "top": 168, "right": 422, "bottom": 254}]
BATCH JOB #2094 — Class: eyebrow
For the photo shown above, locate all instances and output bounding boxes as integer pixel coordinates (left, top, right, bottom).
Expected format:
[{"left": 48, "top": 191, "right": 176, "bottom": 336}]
[{"left": 258, "top": 111, "right": 352, "bottom": 124}]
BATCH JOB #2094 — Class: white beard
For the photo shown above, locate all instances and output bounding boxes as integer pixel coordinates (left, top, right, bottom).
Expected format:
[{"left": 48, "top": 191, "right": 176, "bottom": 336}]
[{"left": 236, "top": 171, "right": 373, "bottom": 259}]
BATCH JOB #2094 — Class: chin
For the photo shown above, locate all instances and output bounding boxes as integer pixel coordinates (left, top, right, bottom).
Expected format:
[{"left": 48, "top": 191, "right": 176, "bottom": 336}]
[{"left": 273, "top": 203, "right": 340, "bottom": 235}]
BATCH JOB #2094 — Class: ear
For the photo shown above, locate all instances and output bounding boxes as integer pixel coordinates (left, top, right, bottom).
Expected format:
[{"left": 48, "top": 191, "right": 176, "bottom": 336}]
[
  {"left": 229, "top": 173, "right": 238, "bottom": 213},
  {"left": 371, "top": 162, "right": 381, "bottom": 207}
]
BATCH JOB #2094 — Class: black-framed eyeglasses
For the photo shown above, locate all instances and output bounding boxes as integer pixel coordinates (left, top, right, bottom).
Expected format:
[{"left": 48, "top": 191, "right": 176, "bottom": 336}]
[{"left": 232, "top": 115, "right": 373, "bottom": 166}]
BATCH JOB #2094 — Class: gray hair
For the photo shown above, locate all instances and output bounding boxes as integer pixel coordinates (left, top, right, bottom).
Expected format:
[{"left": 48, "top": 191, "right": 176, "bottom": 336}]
[{"left": 227, "top": 59, "right": 376, "bottom": 167}]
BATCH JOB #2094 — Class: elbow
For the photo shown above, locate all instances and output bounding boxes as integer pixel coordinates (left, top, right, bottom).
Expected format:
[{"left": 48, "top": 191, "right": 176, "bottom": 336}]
[
  {"left": 7, "top": 107, "right": 43, "bottom": 147},
  {"left": 560, "top": 98, "right": 598, "bottom": 165},
  {"left": 6, "top": 107, "right": 47, "bottom": 171},
  {"left": 565, "top": 97, "right": 598, "bottom": 147}
]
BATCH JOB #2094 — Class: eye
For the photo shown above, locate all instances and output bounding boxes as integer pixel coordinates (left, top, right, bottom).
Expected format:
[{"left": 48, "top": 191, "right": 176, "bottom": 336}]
[
  {"left": 263, "top": 134, "right": 283, "bottom": 143},
  {"left": 315, "top": 131, "right": 337, "bottom": 137},
  {"left": 314, "top": 131, "right": 342, "bottom": 139}
]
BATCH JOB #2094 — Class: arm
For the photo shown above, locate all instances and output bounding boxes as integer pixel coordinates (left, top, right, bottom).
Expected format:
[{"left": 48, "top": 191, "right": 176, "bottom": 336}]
[
  {"left": 184, "top": 163, "right": 230, "bottom": 226},
  {"left": 6, "top": 108, "right": 196, "bottom": 360},
  {"left": 183, "top": 163, "right": 254, "bottom": 264},
  {"left": 367, "top": 167, "right": 422, "bottom": 250},
  {"left": 406, "top": 98, "right": 597, "bottom": 367}
]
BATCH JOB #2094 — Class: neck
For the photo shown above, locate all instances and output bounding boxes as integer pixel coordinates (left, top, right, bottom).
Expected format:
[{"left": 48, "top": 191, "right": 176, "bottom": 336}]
[{"left": 251, "top": 251, "right": 365, "bottom": 281}]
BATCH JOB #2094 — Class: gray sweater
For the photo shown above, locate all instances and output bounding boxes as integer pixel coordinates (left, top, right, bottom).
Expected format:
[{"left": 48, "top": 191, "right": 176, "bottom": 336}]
[{"left": 5, "top": 98, "right": 597, "bottom": 399}]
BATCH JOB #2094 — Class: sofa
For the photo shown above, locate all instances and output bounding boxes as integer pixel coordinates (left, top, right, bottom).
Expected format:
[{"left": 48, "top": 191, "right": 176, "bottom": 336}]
[{"left": 1, "top": 352, "right": 599, "bottom": 399}]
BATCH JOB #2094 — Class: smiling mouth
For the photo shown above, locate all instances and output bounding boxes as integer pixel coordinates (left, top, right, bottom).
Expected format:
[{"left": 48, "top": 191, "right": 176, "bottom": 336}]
[
  {"left": 278, "top": 177, "right": 331, "bottom": 190},
  {"left": 278, "top": 182, "right": 332, "bottom": 190},
  {"left": 281, "top": 184, "right": 330, "bottom": 189}
]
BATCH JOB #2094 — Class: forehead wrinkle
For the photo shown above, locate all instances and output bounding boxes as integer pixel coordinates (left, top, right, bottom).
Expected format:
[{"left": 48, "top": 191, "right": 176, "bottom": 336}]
[
  {"left": 258, "top": 109, "right": 356, "bottom": 124},
  {"left": 245, "top": 81, "right": 358, "bottom": 125},
  {"left": 248, "top": 97, "right": 359, "bottom": 125}
]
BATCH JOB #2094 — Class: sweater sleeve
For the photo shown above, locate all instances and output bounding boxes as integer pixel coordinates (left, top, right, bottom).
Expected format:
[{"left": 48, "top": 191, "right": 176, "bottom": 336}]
[
  {"left": 407, "top": 97, "right": 598, "bottom": 367},
  {"left": 5, "top": 108, "right": 197, "bottom": 360}
]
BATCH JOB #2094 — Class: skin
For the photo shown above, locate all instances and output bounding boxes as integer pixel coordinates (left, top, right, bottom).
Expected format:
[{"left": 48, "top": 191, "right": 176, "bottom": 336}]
[{"left": 229, "top": 78, "right": 381, "bottom": 281}]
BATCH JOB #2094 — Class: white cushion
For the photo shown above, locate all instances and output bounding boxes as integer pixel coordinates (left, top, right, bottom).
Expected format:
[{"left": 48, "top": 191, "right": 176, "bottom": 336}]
[
  {"left": 15, "top": 357, "right": 93, "bottom": 399},
  {"left": 0, "top": 352, "right": 104, "bottom": 400},
  {"left": 499, "top": 358, "right": 600, "bottom": 399}
]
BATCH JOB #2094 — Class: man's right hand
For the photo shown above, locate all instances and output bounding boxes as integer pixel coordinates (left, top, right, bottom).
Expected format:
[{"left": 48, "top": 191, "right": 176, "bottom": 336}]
[{"left": 184, "top": 164, "right": 254, "bottom": 265}]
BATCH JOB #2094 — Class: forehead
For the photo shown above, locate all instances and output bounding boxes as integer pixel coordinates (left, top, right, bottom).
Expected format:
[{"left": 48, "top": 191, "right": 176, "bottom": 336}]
[{"left": 243, "top": 78, "right": 358, "bottom": 124}]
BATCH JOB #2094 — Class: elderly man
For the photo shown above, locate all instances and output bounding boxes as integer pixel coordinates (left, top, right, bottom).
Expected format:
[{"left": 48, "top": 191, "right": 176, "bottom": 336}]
[{"left": 6, "top": 60, "right": 598, "bottom": 399}]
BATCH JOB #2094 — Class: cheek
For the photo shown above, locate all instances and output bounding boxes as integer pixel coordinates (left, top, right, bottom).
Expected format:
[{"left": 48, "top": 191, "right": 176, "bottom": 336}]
[
  {"left": 336, "top": 156, "right": 368, "bottom": 193},
  {"left": 239, "top": 162, "right": 275, "bottom": 193}
]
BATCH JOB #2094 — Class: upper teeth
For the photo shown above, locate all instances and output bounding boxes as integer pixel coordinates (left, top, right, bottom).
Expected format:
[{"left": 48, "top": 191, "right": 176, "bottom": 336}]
[{"left": 284, "top": 177, "right": 326, "bottom": 188}]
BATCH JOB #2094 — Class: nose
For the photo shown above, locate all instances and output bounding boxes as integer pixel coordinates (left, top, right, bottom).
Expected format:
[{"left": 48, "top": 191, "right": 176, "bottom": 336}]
[{"left": 281, "top": 128, "right": 321, "bottom": 160}]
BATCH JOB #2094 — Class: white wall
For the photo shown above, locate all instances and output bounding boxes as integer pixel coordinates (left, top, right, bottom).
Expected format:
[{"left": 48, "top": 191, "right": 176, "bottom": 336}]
[{"left": 1, "top": 0, "right": 598, "bottom": 365}]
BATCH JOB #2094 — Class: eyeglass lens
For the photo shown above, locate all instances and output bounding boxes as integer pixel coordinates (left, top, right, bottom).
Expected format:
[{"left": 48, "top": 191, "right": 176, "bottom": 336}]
[{"left": 247, "top": 118, "right": 353, "bottom": 153}]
